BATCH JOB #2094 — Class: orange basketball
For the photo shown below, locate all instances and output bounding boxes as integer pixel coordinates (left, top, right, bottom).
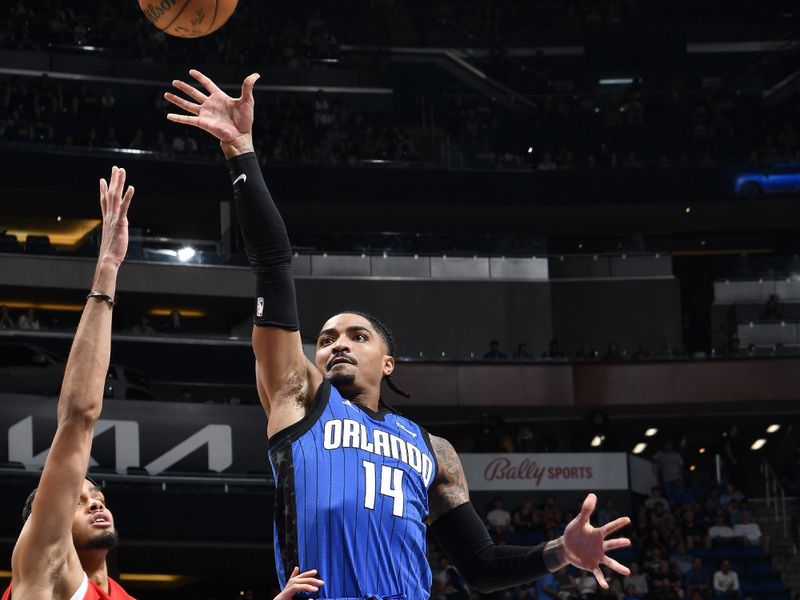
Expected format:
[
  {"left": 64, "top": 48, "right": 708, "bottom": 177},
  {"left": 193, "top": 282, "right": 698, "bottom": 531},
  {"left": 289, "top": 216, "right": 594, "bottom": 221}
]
[{"left": 139, "top": 0, "right": 239, "bottom": 38}]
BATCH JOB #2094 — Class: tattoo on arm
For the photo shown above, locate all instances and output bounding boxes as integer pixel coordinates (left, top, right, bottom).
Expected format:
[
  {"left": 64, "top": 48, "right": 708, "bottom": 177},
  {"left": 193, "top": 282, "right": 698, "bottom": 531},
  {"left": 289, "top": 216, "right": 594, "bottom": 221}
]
[{"left": 428, "top": 435, "right": 470, "bottom": 522}]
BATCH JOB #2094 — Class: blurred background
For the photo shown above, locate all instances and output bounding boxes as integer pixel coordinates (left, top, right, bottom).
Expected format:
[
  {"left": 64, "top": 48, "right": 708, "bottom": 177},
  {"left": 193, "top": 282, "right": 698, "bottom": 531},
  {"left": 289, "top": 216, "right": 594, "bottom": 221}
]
[{"left": 0, "top": 0, "right": 799, "bottom": 598}]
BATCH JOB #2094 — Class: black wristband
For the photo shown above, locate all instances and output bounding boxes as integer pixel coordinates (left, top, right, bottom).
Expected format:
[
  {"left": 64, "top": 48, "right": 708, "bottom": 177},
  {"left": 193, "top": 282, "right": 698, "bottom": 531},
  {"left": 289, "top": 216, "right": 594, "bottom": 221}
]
[{"left": 86, "top": 290, "right": 114, "bottom": 307}]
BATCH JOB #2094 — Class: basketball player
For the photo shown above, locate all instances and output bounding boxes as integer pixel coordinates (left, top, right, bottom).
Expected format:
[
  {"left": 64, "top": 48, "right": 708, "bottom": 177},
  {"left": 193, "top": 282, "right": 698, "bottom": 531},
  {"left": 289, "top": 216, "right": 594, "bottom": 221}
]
[
  {"left": 165, "top": 70, "right": 632, "bottom": 599},
  {"left": 3, "top": 167, "right": 136, "bottom": 600}
]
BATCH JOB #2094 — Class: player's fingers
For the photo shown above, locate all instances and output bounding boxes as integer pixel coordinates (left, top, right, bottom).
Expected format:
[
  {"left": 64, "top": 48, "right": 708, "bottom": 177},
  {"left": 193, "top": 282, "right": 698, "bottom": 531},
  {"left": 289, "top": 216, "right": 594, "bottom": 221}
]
[
  {"left": 189, "top": 69, "right": 222, "bottom": 95},
  {"left": 292, "top": 584, "right": 320, "bottom": 593},
  {"left": 99, "top": 178, "right": 108, "bottom": 213},
  {"left": 288, "top": 566, "right": 300, "bottom": 579},
  {"left": 164, "top": 92, "right": 201, "bottom": 115},
  {"left": 294, "top": 577, "right": 325, "bottom": 586},
  {"left": 109, "top": 166, "right": 121, "bottom": 198},
  {"left": 241, "top": 72, "right": 260, "bottom": 102},
  {"left": 294, "top": 569, "right": 318, "bottom": 578},
  {"left": 601, "top": 554, "right": 631, "bottom": 576},
  {"left": 167, "top": 113, "right": 200, "bottom": 127},
  {"left": 603, "top": 537, "right": 631, "bottom": 552},
  {"left": 593, "top": 568, "right": 608, "bottom": 589},
  {"left": 121, "top": 186, "right": 135, "bottom": 216},
  {"left": 172, "top": 79, "right": 208, "bottom": 103},
  {"left": 600, "top": 516, "right": 631, "bottom": 537},
  {"left": 579, "top": 493, "right": 597, "bottom": 523}
]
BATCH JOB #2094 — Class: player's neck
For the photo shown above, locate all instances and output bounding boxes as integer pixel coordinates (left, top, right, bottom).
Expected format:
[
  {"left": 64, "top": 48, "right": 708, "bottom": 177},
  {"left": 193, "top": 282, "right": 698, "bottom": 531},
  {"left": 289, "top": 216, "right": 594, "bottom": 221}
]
[
  {"left": 342, "top": 386, "right": 380, "bottom": 412},
  {"left": 78, "top": 549, "right": 110, "bottom": 592}
]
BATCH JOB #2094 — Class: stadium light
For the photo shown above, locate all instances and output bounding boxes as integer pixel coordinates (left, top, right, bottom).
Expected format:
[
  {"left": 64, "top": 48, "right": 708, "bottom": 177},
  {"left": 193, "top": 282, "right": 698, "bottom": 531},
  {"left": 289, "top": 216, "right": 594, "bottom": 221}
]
[
  {"left": 632, "top": 442, "right": 647, "bottom": 454},
  {"left": 177, "top": 247, "right": 196, "bottom": 262},
  {"left": 766, "top": 424, "right": 780, "bottom": 433},
  {"left": 645, "top": 428, "right": 658, "bottom": 437},
  {"left": 750, "top": 439, "right": 767, "bottom": 450},
  {"left": 599, "top": 78, "right": 634, "bottom": 85},
  {"left": 590, "top": 435, "right": 604, "bottom": 447}
]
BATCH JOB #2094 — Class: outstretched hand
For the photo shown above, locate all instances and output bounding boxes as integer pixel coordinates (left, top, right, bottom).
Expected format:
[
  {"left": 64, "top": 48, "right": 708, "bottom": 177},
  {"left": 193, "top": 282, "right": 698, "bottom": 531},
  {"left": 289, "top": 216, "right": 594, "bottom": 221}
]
[
  {"left": 97, "top": 166, "right": 134, "bottom": 268},
  {"left": 562, "top": 493, "right": 631, "bottom": 589},
  {"left": 273, "top": 567, "right": 324, "bottom": 600},
  {"left": 165, "top": 69, "right": 259, "bottom": 146}
]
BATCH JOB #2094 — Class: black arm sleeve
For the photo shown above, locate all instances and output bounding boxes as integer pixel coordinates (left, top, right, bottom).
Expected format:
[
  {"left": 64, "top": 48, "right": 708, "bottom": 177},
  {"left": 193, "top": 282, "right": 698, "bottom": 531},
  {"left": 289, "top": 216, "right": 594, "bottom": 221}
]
[
  {"left": 431, "top": 502, "right": 549, "bottom": 593},
  {"left": 227, "top": 152, "right": 299, "bottom": 331}
]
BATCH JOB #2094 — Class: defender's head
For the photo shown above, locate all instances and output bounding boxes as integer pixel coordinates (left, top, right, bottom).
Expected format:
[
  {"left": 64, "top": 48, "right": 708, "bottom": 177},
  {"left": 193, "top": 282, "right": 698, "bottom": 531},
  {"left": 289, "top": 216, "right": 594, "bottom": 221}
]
[
  {"left": 23, "top": 477, "right": 119, "bottom": 553},
  {"left": 316, "top": 311, "right": 403, "bottom": 399}
]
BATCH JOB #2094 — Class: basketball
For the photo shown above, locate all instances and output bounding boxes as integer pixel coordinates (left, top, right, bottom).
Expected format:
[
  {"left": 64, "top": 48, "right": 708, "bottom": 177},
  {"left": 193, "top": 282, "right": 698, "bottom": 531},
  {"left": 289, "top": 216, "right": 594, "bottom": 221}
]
[{"left": 138, "top": 0, "right": 239, "bottom": 38}]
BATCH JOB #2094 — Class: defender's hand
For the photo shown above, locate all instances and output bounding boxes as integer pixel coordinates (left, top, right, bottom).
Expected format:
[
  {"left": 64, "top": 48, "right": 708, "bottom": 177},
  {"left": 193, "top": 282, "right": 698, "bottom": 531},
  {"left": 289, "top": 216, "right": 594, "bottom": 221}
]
[
  {"left": 562, "top": 493, "right": 631, "bottom": 588},
  {"left": 98, "top": 166, "right": 134, "bottom": 268},
  {"left": 165, "top": 69, "right": 258, "bottom": 151},
  {"left": 273, "top": 567, "right": 324, "bottom": 600}
]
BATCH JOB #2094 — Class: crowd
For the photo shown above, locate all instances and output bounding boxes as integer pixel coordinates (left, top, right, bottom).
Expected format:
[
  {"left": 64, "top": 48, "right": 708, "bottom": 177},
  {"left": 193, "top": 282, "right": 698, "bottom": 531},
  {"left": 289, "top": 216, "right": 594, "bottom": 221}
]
[
  {"left": 0, "top": 1, "right": 341, "bottom": 67},
  {"left": 426, "top": 475, "right": 777, "bottom": 600},
  {"left": 445, "top": 91, "right": 800, "bottom": 171},
  {"left": 481, "top": 339, "right": 684, "bottom": 362},
  {"left": 0, "top": 75, "right": 419, "bottom": 164}
]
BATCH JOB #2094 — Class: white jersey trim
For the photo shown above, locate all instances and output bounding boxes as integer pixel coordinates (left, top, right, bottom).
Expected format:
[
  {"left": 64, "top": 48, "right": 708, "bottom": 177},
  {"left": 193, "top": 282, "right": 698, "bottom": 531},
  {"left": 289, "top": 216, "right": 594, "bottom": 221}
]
[{"left": 69, "top": 573, "right": 89, "bottom": 600}]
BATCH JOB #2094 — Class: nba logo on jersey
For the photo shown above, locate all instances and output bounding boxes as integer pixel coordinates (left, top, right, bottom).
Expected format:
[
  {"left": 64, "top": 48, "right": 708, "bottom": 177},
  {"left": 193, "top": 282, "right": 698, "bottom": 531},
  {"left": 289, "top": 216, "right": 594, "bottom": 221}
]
[{"left": 256, "top": 297, "right": 264, "bottom": 317}]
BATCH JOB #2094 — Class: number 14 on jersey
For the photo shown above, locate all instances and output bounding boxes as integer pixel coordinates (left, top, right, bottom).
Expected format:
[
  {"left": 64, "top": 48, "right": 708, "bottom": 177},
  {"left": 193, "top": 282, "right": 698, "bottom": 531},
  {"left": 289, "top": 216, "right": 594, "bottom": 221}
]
[{"left": 362, "top": 460, "right": 405, "bottom": 517}]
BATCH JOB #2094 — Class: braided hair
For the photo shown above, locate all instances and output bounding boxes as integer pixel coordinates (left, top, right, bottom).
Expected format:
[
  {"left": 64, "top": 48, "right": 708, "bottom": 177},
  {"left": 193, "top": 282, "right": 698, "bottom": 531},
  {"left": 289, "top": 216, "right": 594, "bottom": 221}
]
[{"left": 338, "top": 310, "right": 411, "bottom": 403}]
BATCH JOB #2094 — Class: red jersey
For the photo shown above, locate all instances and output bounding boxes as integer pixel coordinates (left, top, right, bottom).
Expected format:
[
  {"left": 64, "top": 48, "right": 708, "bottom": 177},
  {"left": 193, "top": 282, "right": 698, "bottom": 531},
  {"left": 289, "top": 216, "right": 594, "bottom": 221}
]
[{"left": 2, "top": 574, "right": 135, "bottom": 600}]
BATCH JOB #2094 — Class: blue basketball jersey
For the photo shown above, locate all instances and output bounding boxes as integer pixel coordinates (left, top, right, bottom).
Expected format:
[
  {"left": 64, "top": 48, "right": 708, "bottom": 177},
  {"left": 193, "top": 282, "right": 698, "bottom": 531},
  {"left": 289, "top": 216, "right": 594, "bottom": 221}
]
[{"left": 268, "top": 379, "right": 437, "bottom": 600}]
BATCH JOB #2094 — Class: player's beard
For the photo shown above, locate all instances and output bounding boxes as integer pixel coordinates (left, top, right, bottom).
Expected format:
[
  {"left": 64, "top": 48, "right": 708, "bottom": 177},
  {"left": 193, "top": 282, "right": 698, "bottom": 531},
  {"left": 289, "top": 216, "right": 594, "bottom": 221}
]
[
  {"left": 76, "top": 529, "right": 119, "bottom": 551},
  {"left": 330, "top": 372, "right": 356, "bottom": 390}
]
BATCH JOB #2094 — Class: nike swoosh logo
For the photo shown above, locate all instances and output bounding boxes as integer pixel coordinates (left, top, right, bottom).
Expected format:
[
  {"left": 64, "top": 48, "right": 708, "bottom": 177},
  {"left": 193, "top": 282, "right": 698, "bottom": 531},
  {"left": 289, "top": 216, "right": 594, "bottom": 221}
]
[{"left": 233, "top": 173, "right": 247, "bottom": 186}]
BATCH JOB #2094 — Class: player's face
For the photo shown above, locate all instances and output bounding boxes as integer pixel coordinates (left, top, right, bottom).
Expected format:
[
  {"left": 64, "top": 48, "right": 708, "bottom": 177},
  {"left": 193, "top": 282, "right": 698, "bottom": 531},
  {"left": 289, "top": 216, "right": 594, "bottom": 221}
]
[
  {"left": 71, "top": 479, "right": 118, "bottom": 551},
  {"left": 316, "top": 313, "right": 394, "bottom": 393}
]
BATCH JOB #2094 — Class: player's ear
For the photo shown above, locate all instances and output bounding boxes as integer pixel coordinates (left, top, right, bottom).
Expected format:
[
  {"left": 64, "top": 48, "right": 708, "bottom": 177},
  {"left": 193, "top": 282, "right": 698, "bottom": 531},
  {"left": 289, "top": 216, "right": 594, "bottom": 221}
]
[{"left": 383, "top": 355, "right": 395, "bottom": 377}]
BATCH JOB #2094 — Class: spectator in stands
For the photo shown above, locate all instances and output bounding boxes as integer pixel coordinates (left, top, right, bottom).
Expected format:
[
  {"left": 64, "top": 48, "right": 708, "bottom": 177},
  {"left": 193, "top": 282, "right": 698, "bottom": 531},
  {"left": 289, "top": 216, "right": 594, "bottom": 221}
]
[
  {"left": 649, "top": 559, "right": 684, "bottom": 600},
  {"left": 537, "top": 152, "right": 557, "bottom": 171},
  {"left": 623, "top": 562, "right": 648, "bottom": 596},
  {"left": 732, "top": 510, "right": 766, "bottom": 549},
  {"left": 681, "top": 510, "right": 705, "bottom": 543},
  {"left": 512, "top": 498, "right": 538, "bottom": 534},
  {"left": 712, "top": 561, "right": 740, "bottom": 600},
  {"left": 633, "top": 341, "right": 651, "bottom": 359},
  {"left": 718, "top": 483, "right": 744, "bottom": 509},
  {"left": 483, "top": 340, "right": 508, "bottom": 360},
  {"left": 431, "top": 556, "right": 453, "bottom": 600},
  {"left": 485, "top": 495, "right": 513, "bottom": 540},
  {"left": 161, "top": 309, "right": 183, "bottom": 334},
  {"left": 669, "top": 541, "right": 693, "bottom": 574},
  {"left": 575, "top": 570, "right": 597, "bottom": 599},
  {"left": 623, "top": 583, "right": 642, "bottom": 600},
  {"left": 684, "top": 557, "right": 712, "bottom": 598},
  {"left": 659, "top": 337, "right": 680, "bottom": 358},
  {"left": 540, "top": 495, "right": 562, "bottom": 530},
  {"left": 597, "top": 497, "right": 620, "bottom": 526},
  {"left": 513, "top": 342, "right": 533, "bottom": 359},
  {"left": 667, "top": 478, "right": 694, "bottom": 506},
  {"left": 604, "top": 342, "right": 623, "bottom": 360},
  {"left": 645, "top": 486, "right": 670, "bottom": 511},
  {"left": 131, "top": 315, "right": 155, "bottom": 335},
  {"left": 707, "top": 514, "right": 735, "bottom": 541},
  {"left": 651, "top": 442, "right": 684, "bottom": 488},
  {"left": 515, "top": 426, "right": 536, "bottom": 452},
  {"left": 542, "top": 338, "right": 565, "bottom": 358},
  {"left": 0, "top": 305, "right": 13, "bottom": 328},
  {"left": 16, "top": 307, "right": 41, "bottom": 330},
  {"left": 536, "top": 570, "right": 559, "bottom": 600},
  {"left": 554, "top": 567, "right": 578, "bottom": 600}
]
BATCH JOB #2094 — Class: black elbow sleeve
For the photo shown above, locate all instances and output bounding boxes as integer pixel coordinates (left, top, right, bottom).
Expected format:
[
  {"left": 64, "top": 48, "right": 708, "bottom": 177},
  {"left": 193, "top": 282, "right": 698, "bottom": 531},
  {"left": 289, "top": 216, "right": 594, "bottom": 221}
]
[
  {"left": 431, "top": 502, "right": 549, "bottom": 593},
  {"left": 227, "top": 153, "right": 299, "bottom": 331}
]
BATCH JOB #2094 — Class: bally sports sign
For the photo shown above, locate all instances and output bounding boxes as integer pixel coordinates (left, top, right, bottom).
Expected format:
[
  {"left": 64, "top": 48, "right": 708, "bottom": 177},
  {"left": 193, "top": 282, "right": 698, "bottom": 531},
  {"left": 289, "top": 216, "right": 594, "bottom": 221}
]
[{"left": 460, "top": 453, "right": 630, "bottom": 491}]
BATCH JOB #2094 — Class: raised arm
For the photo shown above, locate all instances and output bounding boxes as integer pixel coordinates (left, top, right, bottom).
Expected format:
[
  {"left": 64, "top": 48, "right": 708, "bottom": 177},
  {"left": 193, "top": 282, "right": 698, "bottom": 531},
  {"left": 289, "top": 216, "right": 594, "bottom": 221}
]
[
  {"left": 165, "top": 70, "right": 321, "bottom": 434},
  {"left": 11, "top": 167, "right": 134, "bottom": 590},
  {"left": 428, "top": 435, "right": 632, "bottom": 593}
]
